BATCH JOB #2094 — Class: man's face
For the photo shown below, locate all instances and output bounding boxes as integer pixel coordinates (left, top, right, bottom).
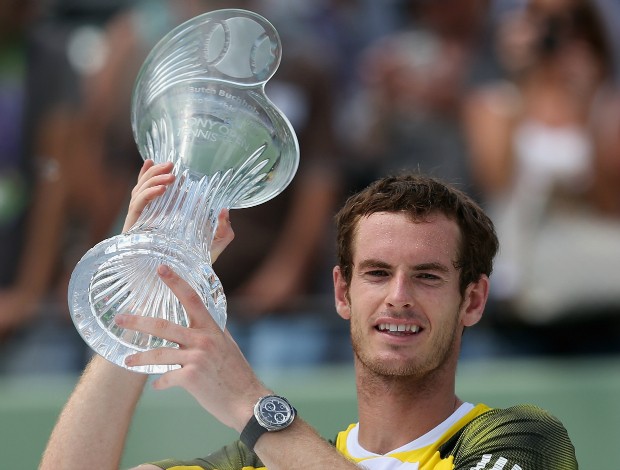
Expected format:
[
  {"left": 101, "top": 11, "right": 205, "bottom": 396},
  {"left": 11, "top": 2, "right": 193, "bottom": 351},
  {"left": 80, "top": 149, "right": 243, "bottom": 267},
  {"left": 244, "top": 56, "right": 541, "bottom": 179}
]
[{"left": 333, "top": 211, "right": 486, "bottom": 379}]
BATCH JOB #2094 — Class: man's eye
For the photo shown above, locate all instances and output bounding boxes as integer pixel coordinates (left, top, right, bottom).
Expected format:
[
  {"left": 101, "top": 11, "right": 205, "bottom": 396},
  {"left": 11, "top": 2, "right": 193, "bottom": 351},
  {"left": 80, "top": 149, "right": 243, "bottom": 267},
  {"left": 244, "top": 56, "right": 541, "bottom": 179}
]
[
  {"left": 366, "top": 270, "right": 388, "bottom": 277},
  {"left": 417, "top": 273, "right": 440, "bottom": 281}
]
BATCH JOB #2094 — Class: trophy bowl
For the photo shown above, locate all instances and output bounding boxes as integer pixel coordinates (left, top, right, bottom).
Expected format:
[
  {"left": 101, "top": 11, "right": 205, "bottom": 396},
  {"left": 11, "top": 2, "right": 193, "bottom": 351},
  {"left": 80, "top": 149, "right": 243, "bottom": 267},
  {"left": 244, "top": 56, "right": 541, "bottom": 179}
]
[{"left": 68, "top": 9, "right": 299, "bottom": 373}]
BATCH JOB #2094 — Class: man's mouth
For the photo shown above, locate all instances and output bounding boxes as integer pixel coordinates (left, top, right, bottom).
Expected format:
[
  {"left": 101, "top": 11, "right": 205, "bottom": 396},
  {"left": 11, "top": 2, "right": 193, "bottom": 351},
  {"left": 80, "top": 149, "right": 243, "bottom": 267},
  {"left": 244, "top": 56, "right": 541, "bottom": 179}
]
[{"left": 376, "top": 323, "right": 421, "bottom": 336}]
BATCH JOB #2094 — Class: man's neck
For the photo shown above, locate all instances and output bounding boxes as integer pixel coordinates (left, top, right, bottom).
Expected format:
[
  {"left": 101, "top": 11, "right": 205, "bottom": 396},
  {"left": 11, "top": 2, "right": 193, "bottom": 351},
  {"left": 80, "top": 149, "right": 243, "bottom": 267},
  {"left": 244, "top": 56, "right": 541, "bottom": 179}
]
[{"left": 354, "top": 362, "right": 461, "bottom": 454}]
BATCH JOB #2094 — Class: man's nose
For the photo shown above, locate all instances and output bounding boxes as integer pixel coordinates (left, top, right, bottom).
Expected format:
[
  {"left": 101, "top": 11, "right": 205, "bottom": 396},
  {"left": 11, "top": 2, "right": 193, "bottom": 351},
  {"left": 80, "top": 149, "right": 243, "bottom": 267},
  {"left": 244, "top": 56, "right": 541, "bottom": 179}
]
[{"left": 385, "top": 273, "right": 414, "bottom": 309}]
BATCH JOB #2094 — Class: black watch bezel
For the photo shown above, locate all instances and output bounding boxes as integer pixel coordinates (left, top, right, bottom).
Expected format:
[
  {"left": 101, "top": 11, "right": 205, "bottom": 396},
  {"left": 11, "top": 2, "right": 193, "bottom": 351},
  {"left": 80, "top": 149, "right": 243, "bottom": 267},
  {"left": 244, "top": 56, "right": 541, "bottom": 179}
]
[{"left": 240, "top": 395, "right": 296, "bottom": 450}]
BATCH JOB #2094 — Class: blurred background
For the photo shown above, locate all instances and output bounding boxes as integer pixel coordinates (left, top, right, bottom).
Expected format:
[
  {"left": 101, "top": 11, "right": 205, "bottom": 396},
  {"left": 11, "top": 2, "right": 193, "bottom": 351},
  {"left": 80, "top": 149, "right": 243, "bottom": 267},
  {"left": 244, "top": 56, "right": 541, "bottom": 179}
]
[{"left": 0, "top": 0, "right": 619, "bottom": 468}]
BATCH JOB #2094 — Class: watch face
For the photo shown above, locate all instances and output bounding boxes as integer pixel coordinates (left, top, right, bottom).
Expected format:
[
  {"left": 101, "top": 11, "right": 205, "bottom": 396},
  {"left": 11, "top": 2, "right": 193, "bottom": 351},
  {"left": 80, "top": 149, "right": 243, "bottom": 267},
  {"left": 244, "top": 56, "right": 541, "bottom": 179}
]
[{"left": 256, "top": 395, "right": 295, "bottom": 430}]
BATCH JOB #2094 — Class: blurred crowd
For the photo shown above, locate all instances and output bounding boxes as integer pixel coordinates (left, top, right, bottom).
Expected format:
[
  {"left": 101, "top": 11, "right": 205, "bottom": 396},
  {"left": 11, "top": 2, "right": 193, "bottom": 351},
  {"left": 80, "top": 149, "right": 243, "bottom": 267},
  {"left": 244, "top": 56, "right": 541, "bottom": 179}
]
[{"left": 0, "top": 0, "right": 619, "bottom": 376}]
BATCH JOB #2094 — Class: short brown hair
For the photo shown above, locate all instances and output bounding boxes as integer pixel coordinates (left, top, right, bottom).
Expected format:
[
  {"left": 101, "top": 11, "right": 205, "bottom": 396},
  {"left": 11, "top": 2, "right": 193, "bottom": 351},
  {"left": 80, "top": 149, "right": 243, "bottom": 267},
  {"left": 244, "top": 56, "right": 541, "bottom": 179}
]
[{"left": 335, "top": 174, "right": 499, "bottom": 294}]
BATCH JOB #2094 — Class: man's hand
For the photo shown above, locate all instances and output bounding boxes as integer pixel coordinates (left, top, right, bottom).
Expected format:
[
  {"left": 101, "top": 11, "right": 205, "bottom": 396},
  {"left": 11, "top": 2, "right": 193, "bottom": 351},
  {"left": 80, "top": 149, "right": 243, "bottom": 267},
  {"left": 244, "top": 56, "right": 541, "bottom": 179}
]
[
  {"left": 122, "top": 159, "right": 234, "bottom": 261},
  {"left": 123, "top": 160, "right": 175, "bottom": 232},
  {"left": 115, "top": 265, "right": 269, "bottom": 432}
]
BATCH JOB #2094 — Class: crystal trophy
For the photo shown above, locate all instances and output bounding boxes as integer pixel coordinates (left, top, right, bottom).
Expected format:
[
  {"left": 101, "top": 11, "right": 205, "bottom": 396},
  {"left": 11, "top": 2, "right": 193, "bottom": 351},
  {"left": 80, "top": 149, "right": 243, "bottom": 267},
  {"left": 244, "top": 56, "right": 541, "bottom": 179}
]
[{"left": 68, "top": 9, "right": 299, "bottom": 373}]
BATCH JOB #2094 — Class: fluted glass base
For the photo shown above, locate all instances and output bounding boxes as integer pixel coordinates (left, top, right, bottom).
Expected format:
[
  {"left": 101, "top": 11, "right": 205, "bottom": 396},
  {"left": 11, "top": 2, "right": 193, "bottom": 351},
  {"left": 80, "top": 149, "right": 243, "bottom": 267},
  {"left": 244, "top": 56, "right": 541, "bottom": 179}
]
[{"left": 69, "top": 232, "right": 226, "bottom": 374}]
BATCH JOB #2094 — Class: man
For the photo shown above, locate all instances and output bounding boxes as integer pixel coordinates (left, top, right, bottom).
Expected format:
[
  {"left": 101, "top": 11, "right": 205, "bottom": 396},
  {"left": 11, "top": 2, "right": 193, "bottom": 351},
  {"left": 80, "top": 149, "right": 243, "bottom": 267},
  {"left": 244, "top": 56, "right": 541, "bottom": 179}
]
[{"left": 41, "top": 161, "right": 578, "bottom": 469}]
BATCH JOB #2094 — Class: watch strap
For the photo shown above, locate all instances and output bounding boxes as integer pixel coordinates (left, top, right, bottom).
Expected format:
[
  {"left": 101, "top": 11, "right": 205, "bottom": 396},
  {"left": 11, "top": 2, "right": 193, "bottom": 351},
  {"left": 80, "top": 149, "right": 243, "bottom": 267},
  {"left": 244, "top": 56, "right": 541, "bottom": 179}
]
[{"left": 240, "top": 414, "right": 266, "bottom": 451}]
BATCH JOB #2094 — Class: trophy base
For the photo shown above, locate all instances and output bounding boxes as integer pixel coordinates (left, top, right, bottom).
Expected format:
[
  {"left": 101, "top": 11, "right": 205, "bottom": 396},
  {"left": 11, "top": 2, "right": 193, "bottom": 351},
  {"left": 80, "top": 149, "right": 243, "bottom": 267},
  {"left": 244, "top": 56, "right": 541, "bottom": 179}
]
[{"left": 68, "top": 231, "right": 226, "bottom": 374}]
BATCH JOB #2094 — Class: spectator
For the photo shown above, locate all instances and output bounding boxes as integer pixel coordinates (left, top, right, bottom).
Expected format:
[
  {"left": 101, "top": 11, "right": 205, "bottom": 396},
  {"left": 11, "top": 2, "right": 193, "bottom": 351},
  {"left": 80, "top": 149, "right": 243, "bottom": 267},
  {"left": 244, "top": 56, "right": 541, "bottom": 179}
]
[
  {"left": 339, "top": 0, "right": 501, "bottom": 195},
  {"left": 463, "top": 0, "right": 620, "bottom": 356},
  {"left": 0, "top": 0, "right": 107, "bottom": 374},
  {"left": 0, "top": 2, "right": 139, "bottom": 374}
]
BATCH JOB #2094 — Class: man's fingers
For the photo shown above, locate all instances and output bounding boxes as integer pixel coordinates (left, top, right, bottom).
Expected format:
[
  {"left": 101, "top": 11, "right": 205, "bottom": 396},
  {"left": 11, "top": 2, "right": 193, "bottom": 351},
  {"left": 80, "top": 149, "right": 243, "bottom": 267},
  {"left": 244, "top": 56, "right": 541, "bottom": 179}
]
[
  {"left": 133, "top": 161, "right": 174, "bottom": 196},
  {"left": 124, "top": 350, "right": 209, "bottom": 391},
  {"left": 212, "top": 209, "right": 235, "bottom": 262},
  {"left": 156, "top": 265, "right": 221, "bottom": 331},
  {"left": 114, "top": 265, "right": 221, "bottom": 345},
  {"left": 115, "top": 314, "right": 189, "bottom": 346},
  {"left": 137, "top": 158, "right": 154, "bottom": 179},
  {"left": 124, "top": 347, "right": 184, "bottom": 369},
  {"left": 124, "top": 162, "right": 175, "bottom": 231}
]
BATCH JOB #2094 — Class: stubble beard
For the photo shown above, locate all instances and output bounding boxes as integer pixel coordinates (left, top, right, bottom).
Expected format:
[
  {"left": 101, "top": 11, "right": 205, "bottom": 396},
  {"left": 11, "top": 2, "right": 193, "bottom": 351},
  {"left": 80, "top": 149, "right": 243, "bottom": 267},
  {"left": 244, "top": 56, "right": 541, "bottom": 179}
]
[{"left": 350, "top": 308, "right": 461, "bottom": 380}]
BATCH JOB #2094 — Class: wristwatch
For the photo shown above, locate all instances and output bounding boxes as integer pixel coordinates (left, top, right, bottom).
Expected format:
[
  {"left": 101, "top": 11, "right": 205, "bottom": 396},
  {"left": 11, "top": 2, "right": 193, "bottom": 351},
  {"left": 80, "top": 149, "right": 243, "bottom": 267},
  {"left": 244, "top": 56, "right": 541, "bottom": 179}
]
[{"left": 240, "top": 395, "right": 296, "bottom": 451}]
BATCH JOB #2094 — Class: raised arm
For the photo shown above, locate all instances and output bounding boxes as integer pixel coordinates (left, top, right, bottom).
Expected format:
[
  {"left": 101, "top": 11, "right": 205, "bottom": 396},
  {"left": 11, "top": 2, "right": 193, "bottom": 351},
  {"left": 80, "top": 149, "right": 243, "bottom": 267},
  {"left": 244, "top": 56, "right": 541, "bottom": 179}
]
[
  {"left": 117, "top": 265, "right": 357, "bottom": 470},
  {"left": 39, "top": 355, "right": 148, "bottom": 470},
  {"left": 40, "top": 160, "right": 234, "bottom": 470}
]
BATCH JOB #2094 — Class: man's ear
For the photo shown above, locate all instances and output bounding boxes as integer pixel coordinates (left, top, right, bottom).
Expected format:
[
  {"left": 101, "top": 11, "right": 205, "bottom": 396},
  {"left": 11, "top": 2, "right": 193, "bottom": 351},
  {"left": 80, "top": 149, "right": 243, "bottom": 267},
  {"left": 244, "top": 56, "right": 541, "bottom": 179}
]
[
  {"left": 460, "top": 274, "right": 489, "bottom": 327},
  {"left": 333, "top": 266, "right": 351, "bottom": 320}
]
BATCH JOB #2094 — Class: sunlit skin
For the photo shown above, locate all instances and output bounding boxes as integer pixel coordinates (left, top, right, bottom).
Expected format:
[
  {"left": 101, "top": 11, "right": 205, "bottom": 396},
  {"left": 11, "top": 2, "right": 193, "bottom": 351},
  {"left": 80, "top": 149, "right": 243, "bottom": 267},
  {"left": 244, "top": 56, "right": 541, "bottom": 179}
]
[
  {"left": 333, "top": 211, "right": 489, "bottom": 451},
  {"left": 335, "top": 211, "right": 485, "bottom": 376}
]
